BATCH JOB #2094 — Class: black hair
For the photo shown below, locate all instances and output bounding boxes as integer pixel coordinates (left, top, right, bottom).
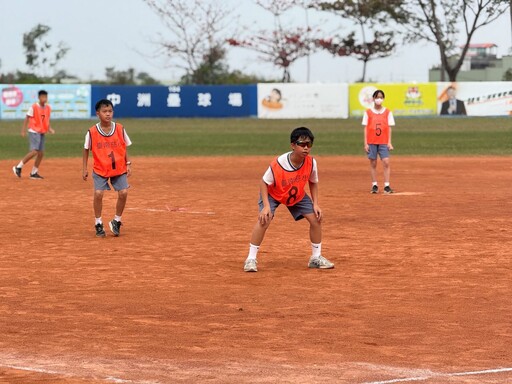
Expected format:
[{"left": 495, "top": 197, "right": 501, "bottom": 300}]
[
  {"left": 271, "top": 88, "right": 282, "bottom": 100},
  {"left": 38, "top": 90, "right": 48, "bottom": 96},
  {"left": 290, "top": 127, "right": 314, "bottom": 143},
  {"left": 372, "top": 89, "right": 385, "bottom": 98},
  {"left": 95, "top": 99, "right": 114, "bottom": 111}
]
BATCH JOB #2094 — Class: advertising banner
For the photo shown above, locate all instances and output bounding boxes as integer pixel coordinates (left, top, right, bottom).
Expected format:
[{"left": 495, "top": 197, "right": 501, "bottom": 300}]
[
  {"left": 91, "top": 85, "right": 257, "bottom": 118},
  {"left": 0, "top": 84, "right": 91, "bottom": 119},
  {"left": 349, "top": 83, "right": 437, "bottom": 117},
  {"left": 257, "top": 83, "right": 349, "bottom": 119},
  {"left": 437, "top": 82, "right": 512, "bottom": 116}
]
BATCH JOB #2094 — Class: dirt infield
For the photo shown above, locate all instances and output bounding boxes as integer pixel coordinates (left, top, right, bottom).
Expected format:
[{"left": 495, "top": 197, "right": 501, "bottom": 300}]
[{"left": 0, "top": 156, "right": 510, "bottom": 383}]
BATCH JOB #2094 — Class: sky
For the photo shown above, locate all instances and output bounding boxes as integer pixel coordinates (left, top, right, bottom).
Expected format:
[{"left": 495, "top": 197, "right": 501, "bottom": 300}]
[{"left": 0, "top": 0, "right": 510, "bottom": 84}]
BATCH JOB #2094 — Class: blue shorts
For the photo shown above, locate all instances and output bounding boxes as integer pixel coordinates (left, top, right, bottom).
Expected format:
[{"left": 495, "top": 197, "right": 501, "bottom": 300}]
[
  {"left": 367, "top": 144, "right": 390, "bottom": 160},
  {"left": 29, "top": 132, "right": 45, "bottom": 151},
  {"left": 259, "top": 193, "right": 314, "bottom": 221},
  {"left": 93, "top": 172, "right": 129, "bottom": 191}
]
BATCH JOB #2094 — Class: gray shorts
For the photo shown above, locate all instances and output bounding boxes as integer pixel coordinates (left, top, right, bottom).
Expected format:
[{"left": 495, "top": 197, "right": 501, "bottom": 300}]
[
  {"left": 93, "top": 172, "right": 129, "bottom": 191},
  {"left": 368, "top": 144, "right": 390, "bottom": 160},
  {"left": 29, "top": 132, "right": 45, "bottom": 151},
  {"left": 259, "top": 193, "right": 315, "bottom": 221}
]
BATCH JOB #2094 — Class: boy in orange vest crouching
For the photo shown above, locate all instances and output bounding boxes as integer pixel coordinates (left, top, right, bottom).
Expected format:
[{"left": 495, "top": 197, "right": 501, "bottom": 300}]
[
  {"left": 13, "top": 90, "right": 55, "bottom": 179},
  {"left": 82, "top": 99, "right": 132, "bottom": 237},
  {"left": 244, "top": 127, "right": 334, "bottom": 272}
]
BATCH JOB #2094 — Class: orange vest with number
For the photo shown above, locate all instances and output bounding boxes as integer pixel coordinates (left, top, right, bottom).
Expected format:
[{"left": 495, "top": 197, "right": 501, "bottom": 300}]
[
  {"left": 267, "top": 155, "right": 313, "bottom": 206},
  {"left": 28, "top": 103, "right": 51, "bottom": 133},
  {"left": 88, "top": 123, "right": 127, "bottom": 178},
  {"left": 366, "top": 108, "right": 390, "bottom": 145}
]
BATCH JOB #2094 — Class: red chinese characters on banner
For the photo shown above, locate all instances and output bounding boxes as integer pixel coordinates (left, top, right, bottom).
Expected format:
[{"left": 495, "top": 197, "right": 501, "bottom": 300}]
[{"left": 1, "top": 86, "right": 24, "bottom": 107}]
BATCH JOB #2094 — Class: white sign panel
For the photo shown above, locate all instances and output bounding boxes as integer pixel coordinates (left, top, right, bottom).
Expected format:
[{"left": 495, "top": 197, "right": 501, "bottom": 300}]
[
  {"left": 437, "top": 82, "right": 512, "bottom": 116},
  {"left": 257, "top": 83, "right": 349, "bottom": 119}
]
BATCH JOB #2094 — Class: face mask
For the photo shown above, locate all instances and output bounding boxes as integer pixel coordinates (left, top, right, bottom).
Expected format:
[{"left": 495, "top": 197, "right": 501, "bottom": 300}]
[{"left": 374, "top": 98, "right": 383, "bottom": 106}]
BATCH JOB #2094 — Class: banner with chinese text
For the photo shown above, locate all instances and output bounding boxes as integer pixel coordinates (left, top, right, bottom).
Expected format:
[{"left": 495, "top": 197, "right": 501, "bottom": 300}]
[
  {"left": 91, "top": 85, "right": 257, "bottom": 118},
  {"left": 437, "top": 82, "right": 512, "bottom": 116},
  {"left": 349, "top": 83, "right": 437, "bottom": 117},
  {"left": 0, "top": 84, "right": 91, "bottom": 119}
]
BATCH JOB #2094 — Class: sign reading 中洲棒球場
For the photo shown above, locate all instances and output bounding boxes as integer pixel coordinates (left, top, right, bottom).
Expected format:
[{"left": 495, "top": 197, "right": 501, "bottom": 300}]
[
  {"left": 0, "top": 84, "right": 91, "bottom": 119},
  {"left": 90, "top": 85, "right": 257, "bottom": 118}
]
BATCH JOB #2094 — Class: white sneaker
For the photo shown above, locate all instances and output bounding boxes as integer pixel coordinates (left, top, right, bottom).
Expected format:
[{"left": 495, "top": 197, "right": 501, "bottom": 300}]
[
  {"left": 244, "top": 258, "right": 258, "bottom": 272},
  {"left": 308, "top": 255, "right": 334, "bottom": 269}
]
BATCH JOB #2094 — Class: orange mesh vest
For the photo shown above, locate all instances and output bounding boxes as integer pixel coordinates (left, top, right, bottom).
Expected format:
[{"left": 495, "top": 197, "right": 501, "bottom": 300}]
[
  {"left": 29, "top": 103, "right": 51, "bottom": 133},
  {"left": 366, "top": 108, "right": 390, "bottom": 145},
  {"left": 267, "top": 155, "right": 313, "bottom": 206},
  {"left": 88, "top": 123, "right": 127, "bottom": 178}
]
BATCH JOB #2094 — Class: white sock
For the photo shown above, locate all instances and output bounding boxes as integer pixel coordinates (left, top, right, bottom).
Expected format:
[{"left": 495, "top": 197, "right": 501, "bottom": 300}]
[
  {"left": 247, "top": 243, "right": 260, "bottom": 260},
  {"left": 372, "top": 181, "right": 378, "bottom": 186},
  {"left": 17, "top": 161, "right": 24, "bottom": 168},
  {"left": 311, "top": 242, "right": 322, "bottom": 258},
  {"left": 95, "top": 217, "right": 102, "bottom": 225},
  {"left": 114, "top": 215, "right": 122, "bottom": 222},
  {"left": 31, "top": 167, "right": 38, "bottom": 175},
  {"left": 384, "top": 182, "right": 390, "bottom": 187}
]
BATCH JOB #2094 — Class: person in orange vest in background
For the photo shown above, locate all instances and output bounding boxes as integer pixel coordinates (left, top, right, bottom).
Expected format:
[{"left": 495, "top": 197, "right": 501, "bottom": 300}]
[
  {"left": 363, "top": 89, "right": 395, "bottom": 194},
  {"left": 243, "top": 127, "right": 334, "bottom": 272},
  {"left": 82, "top": 99, "right": 132, "bottom": 238},
  {"left": 12, "top": 90, "right": 55, "bottom": 179}
]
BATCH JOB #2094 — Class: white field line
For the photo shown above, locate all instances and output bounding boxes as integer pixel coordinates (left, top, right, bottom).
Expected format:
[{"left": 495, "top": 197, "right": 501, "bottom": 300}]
[
  {"left": 364, "top": 367, "right": 512, "bottom": 384},
  {"left": 127, "top": 205, "right": 215, "bottom": 215}
]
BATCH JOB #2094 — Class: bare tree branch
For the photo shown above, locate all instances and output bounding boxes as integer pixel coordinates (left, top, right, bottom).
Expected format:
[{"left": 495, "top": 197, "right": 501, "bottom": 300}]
[
  {"left": 143, "top": 0, "right": 234, "bottom": 76},
  {"left": 400, "top": 0, "right": 509, "bottom": 81}
]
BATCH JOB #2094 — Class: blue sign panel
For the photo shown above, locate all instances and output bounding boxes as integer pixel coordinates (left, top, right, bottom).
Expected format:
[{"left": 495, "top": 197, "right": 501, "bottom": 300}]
[
  {"left": 91, "top": 85, "right": 257, "bottom": 118},
  {"left": 0, "top": 84, "right": 91, "bottom": 119}
]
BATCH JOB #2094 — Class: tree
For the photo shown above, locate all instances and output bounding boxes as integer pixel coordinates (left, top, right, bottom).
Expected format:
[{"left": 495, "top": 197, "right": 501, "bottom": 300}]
[
  {"left": 180, "top": 44, "right": 228, "bottom": 84},
  {"left": 22, "top": 23, "right": 69, "bottom": 77},
  {"left": 180, "top": 44, "right": 278, "bottom": 84},
  {"left": 228, "top": 28, "right": 315, "bottom": 82},
  {"left": 400, "top": 0, "right": 510, "bottom": 81},
  {"left": 143, "top": 0, "right": 233, "bottom": 80},
  {"left": 228, "top": 0, "right": 316, "bottom": 82},
  {"left": 313, "top": 0, "right": 406, "bottom": 82},
  {"left": 90, "top": 67, "right": 160, "bottom": 85},
  {"left": 503, "top": 67, "right": 512, "bottom": 80},
  {"left": 136, "top": 72, "right": 161, "bottom": 85}
]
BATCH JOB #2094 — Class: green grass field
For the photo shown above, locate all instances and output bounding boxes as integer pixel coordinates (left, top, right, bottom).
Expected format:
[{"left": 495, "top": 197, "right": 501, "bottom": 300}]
[{"left": 0, "top": 117, "right": 510, "bottom": 159}]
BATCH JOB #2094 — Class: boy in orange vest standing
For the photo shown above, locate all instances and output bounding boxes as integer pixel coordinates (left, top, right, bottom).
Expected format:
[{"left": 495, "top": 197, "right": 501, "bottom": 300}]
[
  {"left": 82, "top": 99, "right": 132, "bottom": 237},
  {"left": 244, "top": 127, "right": 334, "bottom": 272},
  {"left": 12, "top": 90, "right": 55, "bottom": 179},
  {"left": 363, "top": 89, "right": 395, "bottom": 194}
]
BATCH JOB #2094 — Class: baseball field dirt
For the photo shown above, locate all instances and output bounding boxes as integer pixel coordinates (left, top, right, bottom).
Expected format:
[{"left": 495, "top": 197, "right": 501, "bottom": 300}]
[{"left": 0, "top": 156, "right": 510, "bottom": 383}]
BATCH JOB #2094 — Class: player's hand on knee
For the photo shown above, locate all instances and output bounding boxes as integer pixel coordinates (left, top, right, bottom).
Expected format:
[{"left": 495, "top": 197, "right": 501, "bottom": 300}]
[
  {"left": 259, "top": 207, "right": 272, "bottom": 225},
  {"left": 314, "top": 204, "right": 322, "bottom": 222}
]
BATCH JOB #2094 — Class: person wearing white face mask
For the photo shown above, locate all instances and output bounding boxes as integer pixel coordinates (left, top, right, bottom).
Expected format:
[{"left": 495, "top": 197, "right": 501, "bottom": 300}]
[{"left": 362, "top": 89, "right": 395, "bottom": 194}]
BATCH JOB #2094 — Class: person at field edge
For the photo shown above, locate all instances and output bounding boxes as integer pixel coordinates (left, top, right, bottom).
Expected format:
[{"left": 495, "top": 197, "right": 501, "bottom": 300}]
[
  {"left": 243, "top": 127, "right": 334, "bottom": 272},
  {"left": 363, "top": 89, "right": 395, "bottom": 194},
  {"left": 12, "top": 90, "right": 55, "bottom": 179},
  {"left": 82, "top": 99, "right": 132, "bottom": 238}
]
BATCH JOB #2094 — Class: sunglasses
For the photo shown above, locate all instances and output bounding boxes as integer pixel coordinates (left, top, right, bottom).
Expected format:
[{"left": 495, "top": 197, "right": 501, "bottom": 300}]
[{"left": 295, "top": 141, "right": 313, "bottom": 148}]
